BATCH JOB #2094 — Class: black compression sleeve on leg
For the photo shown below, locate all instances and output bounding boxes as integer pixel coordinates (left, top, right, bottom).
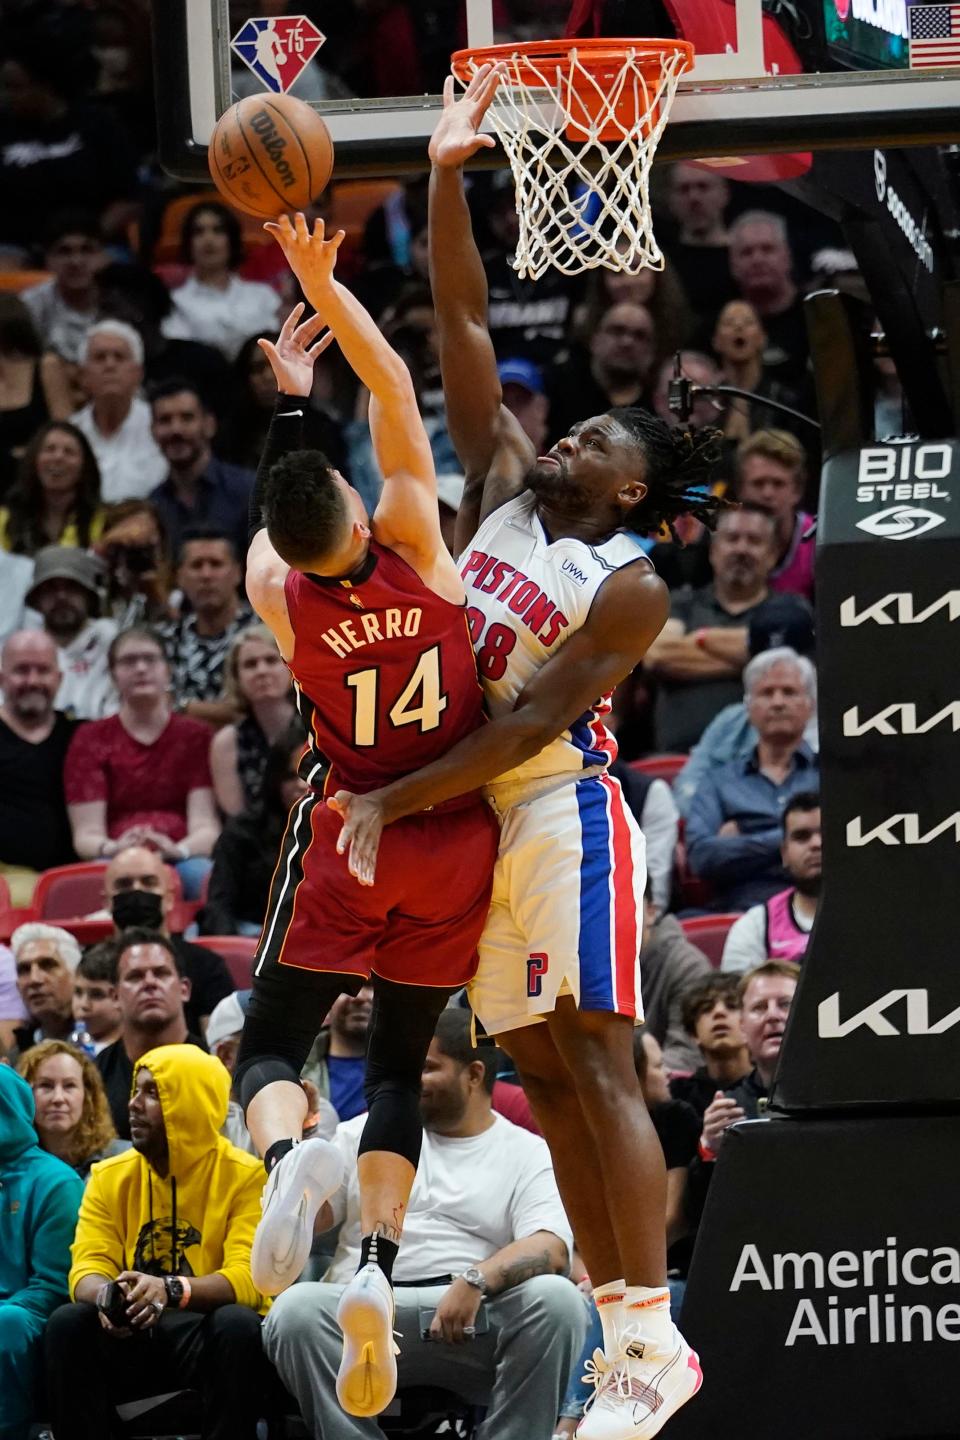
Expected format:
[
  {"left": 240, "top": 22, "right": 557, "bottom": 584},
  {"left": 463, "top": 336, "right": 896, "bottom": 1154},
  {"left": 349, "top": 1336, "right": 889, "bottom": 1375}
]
[
  {"left": 235, "top": 961, "right": 363, "bottom": 1112},
  {"left": 357, "top": 978, "right": 454, "bottom": 1170},
  {"left": 248, "top": 394, "right": 307, "bottom": 543}
]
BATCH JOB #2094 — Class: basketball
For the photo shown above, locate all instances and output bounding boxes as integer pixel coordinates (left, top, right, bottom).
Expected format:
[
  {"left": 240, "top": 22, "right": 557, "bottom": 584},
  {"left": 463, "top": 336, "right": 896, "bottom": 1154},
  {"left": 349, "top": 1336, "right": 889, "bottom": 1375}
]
[{"left": 207, "top": 93, "right": 334, "bottom": 219}]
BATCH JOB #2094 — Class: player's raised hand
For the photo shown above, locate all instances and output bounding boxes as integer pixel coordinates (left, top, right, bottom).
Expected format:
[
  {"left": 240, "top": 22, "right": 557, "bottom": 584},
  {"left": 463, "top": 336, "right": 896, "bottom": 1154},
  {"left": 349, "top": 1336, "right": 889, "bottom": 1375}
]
[
  {"left": 327, "top": 790, "right": 383, "bottom": 886},
  {"left": 428, "top": 63, "right": 503, "bottom": 169},
  {"left": 258, "top": 302, "right": 334, "bottom": 398},
  {"left": 264, "top": 212, "right": 346, "bottom": 296}
]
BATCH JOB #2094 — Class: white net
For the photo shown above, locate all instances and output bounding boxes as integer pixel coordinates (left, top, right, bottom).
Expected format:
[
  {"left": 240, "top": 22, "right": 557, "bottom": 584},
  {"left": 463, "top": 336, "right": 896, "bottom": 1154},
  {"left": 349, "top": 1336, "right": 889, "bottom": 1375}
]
[{"left": 457, "top": 43, "right": 690, "bottom": 281}]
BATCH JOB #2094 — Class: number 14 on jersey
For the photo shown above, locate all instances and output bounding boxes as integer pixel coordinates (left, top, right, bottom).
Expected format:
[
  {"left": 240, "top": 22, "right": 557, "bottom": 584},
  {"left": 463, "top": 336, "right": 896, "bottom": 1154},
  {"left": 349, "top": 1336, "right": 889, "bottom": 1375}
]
[{"left": 345, "top": 645, "right": 448, "bottom": 747}]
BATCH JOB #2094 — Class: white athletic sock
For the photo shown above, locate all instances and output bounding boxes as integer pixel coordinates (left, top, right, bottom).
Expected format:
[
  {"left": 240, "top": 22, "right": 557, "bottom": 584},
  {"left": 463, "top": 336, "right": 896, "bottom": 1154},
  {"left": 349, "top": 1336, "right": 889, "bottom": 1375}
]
[
  {"left": 593, "top": 1278, "right": 626, "bottom": 1358},
  {"left": 622, "top": 1285, "right": 675, "bottom": 1349}
]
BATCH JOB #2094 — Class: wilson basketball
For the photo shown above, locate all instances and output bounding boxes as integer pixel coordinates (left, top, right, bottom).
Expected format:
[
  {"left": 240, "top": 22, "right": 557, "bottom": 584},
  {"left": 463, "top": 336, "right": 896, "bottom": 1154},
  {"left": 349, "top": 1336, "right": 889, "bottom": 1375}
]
[{"left": 208, "top": 93, "right": 334, "bottom": 219}]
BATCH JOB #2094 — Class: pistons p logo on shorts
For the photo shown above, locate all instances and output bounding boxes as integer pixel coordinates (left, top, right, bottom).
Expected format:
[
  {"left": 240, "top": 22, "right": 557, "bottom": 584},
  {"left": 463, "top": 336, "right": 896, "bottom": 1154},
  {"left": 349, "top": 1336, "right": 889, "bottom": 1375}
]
[{"left": 526, "top": 952, "right": 549, "bottom": 998}]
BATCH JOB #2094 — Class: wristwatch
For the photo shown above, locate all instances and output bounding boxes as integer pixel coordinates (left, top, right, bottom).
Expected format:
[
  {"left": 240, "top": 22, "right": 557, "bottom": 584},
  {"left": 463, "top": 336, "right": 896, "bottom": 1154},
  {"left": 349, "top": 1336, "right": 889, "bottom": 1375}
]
[
  {"left": 163, "top": 1275, "right": 187, "bottom": 1309},
  {"left": 460, "top": 1265, "right": 489, "bottom": 1295}
]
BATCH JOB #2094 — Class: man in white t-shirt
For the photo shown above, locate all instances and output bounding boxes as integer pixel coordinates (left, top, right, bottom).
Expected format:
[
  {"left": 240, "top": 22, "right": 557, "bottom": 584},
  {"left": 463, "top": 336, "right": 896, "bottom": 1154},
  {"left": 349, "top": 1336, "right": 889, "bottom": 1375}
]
[
  {"left": 71, "top": 321, "right": 167, "bottom": 502},
  {"left": 721, "top": 791, "right": 820, "bottom": 973},
  {"left": 264, "top": 1009, "right": 585, "bottom": 1439}
]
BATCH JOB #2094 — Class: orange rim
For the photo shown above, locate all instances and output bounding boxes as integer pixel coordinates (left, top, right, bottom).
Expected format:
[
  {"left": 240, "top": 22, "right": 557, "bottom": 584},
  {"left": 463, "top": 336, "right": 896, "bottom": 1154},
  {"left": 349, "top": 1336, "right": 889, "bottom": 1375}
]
[{"left": 450, "top": 36, "right": 695, "bottom": 87}]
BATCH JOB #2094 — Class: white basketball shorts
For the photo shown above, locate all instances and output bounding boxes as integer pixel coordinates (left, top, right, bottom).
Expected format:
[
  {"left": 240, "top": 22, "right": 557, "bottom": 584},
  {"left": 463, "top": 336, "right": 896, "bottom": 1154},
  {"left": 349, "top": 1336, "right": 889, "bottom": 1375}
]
[{"left": 468, "top": 772, "right": 646, "bottom": 1036}]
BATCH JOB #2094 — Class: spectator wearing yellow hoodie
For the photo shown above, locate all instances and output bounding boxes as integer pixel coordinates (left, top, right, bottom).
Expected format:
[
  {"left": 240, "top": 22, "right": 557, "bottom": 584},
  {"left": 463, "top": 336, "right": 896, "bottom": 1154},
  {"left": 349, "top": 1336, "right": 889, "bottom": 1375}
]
[{"left": 43, "top": 1044, "right": 272, "bottom": 1440}]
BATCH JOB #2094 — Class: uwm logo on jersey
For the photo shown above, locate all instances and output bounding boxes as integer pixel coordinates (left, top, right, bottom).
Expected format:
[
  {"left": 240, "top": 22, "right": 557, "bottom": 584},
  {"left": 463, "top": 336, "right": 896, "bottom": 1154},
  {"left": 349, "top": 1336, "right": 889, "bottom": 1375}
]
[
  {"left": 843, "top": 702, "right": 960, "bottom": 736},
  {"left": 840, "top": 591, "right": 960, "bottom": 627}
]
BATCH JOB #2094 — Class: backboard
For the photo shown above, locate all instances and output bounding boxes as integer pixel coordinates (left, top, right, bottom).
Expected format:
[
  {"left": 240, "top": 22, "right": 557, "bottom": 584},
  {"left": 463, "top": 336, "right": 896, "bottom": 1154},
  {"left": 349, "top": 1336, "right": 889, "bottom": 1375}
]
[{"left": 154, "top": 0, "right": 960, "bottom": 182}]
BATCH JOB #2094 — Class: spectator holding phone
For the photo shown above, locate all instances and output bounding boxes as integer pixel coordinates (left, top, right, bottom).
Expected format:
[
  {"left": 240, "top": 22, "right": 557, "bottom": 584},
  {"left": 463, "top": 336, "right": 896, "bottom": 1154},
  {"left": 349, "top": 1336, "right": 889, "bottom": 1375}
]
[
  {"left": 97, "top": 499, "right": 174, "bottom": 628},
  {"left": 265, "top": 1009, "right": 585, "bottom": 1440},
  {"left": 44, "top": 1043, "right": 272, "bottom": 1440}
]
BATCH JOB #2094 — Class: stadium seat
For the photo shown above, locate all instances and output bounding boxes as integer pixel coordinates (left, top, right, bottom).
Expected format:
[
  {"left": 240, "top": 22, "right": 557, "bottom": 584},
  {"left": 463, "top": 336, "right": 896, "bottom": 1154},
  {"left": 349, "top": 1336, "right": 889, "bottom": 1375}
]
[
  {"left": 192, "top": 934, "right": 258, "bottom": 988},
  {"left": 629, "top": 754, "right": 689, "bottom": 785},
  {"left": 30, "top": 861, "right": 190, "bottom": 930},
  {"left": 680, "top": 913, "right": 744, "bottom": 968}
]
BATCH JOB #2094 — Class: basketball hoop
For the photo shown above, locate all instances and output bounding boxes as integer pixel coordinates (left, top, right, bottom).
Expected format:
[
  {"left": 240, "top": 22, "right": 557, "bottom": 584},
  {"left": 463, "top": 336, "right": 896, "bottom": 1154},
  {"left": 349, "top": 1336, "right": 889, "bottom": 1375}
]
[{"left": 450, "top": 38, "right": 694, "bottom": 281}]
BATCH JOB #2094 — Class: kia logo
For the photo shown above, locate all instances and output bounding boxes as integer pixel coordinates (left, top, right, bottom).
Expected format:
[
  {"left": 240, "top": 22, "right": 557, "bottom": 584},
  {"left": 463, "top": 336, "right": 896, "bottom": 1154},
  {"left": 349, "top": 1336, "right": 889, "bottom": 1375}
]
[{"left": 856, "top": 506, "right": 945, "bottom": 540}]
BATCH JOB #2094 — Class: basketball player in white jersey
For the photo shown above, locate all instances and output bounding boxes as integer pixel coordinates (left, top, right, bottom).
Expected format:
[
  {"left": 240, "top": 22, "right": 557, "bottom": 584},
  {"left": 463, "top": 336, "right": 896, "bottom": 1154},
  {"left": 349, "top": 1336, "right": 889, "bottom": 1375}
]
[{"left": 330, "top": 67, "right": 727, "bottom": 1439}]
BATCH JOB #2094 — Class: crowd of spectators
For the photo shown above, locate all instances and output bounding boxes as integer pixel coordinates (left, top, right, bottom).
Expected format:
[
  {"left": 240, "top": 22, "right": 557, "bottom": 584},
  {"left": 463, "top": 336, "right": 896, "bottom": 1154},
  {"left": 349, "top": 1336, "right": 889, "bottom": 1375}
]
[{"left": 0, "top": 3, "right": 876, "bottom": 1435}]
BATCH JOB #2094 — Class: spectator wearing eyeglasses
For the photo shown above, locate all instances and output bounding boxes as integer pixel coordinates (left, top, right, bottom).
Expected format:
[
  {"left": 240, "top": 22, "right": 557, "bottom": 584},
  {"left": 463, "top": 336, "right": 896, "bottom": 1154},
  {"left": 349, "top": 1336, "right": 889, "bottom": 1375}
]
[
  {"left": 64, "top": 625, "right": 220, "bottom": 900},
  {"left": 546, "top": 302, "right": 657, "bottom": 445}
]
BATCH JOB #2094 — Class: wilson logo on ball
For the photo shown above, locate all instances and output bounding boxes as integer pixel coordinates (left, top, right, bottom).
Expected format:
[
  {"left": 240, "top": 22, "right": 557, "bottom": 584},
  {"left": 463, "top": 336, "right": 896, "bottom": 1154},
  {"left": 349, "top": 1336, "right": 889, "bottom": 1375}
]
[{"left": 249, "top": 110, "right": 297, "bottom": 189}]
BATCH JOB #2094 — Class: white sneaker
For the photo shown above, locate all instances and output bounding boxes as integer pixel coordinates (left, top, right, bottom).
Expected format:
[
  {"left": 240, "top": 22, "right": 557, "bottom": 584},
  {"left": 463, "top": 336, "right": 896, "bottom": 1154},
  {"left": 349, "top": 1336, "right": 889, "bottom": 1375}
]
[
  {"left": 250, "top": 1137, "right": 343, "bottom": 1296},
  {"left": 336, "top": 1263, "right": 401, "bottom": 1417},
  {"left": 575, "top": 1327, "right": 702, "bottom": 1440}
]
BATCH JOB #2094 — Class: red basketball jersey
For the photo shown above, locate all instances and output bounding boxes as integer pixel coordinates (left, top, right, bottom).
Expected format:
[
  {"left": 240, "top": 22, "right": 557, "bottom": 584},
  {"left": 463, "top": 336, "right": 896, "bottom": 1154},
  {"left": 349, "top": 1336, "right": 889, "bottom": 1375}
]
[{"left": 284, "top": 541, "right": 486, "bottom": 793}]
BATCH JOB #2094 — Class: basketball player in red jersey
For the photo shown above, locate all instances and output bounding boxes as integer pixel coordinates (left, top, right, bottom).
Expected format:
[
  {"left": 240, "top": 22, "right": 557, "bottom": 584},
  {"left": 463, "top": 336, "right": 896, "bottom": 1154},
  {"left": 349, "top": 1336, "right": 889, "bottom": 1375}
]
[
  {"left": 330, "top": 70, "right": 727, "bottom": 1439},
  {"left": 235, "top": 214, "right": 499, "bottom": 1418}
]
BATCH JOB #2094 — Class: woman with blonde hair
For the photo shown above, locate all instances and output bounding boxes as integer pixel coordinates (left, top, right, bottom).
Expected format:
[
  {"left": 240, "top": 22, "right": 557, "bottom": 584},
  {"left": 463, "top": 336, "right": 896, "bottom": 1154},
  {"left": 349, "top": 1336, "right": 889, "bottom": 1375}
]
[
  {"left": 210, "top": 623, "right": 296, "bottom": 816},
  {"left": 17, "top": 1040, "right": 129, "bottom": 1181}
]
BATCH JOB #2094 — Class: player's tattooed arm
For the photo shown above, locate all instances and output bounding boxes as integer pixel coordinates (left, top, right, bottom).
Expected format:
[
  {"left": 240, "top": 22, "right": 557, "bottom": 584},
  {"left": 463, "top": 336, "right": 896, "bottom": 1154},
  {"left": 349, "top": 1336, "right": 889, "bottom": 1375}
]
[{"left": 329, "top": 563, "right": 670, "bottom": 884}]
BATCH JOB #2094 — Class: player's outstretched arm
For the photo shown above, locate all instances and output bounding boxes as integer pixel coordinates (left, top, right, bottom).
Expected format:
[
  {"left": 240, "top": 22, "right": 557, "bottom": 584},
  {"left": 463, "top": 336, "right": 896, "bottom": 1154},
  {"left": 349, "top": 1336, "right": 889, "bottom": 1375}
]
[
  {"left": 429, "top": 67, "right": 535, "bottom": 554},
  {"left": 330, "top": 564, "right": 670, "bottom": 883},
  {"left": 246, "top": 302, "right": 333, "bottom": 655},
  {"left": 266, "top": 212, "right": 448, "bottom": 565}
]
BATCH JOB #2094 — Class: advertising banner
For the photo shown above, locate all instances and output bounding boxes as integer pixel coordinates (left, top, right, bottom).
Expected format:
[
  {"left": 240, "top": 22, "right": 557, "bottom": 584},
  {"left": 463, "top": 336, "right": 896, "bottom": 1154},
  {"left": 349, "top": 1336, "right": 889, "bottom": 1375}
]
[
  {"left": 672, "top": 1114, "right": 960, "bottom": 1439},
  {"left": 774, "top": 438, "right": 960, "bottom": 1109}
]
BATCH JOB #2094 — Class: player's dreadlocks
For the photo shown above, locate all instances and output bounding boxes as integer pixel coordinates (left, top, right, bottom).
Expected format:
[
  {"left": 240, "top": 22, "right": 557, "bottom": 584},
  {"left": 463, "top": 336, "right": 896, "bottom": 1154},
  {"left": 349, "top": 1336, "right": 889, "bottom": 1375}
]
[{"left": 607, "top": 407, "right": 733, "bottom": 542}]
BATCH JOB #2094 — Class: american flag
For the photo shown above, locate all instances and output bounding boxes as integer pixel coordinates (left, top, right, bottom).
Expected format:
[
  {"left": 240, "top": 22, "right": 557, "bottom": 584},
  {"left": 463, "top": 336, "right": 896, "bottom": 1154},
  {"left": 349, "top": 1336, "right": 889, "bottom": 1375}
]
[{"left": 908, "top": 4, "right": 960, "bottom": 68}]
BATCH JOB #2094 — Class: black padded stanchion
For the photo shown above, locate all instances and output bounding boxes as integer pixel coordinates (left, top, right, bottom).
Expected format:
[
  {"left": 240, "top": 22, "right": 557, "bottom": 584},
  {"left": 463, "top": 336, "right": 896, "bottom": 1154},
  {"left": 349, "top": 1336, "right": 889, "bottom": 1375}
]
[{"left": 672, "top": 292, "right": 960, "bottom": 1439}]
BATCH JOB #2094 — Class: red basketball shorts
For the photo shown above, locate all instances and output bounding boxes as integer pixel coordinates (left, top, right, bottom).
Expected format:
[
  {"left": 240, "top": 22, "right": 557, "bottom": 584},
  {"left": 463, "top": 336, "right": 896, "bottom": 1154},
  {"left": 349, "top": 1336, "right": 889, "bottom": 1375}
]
[{"left": 253, "top": 790, "right": 500, "bottom": 989}]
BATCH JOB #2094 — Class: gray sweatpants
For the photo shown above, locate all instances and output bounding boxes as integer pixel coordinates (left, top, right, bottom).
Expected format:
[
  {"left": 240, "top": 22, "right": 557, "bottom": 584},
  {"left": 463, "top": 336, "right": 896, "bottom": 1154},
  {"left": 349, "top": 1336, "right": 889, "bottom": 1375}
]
[{"left": 263, "top": 1274, "right": 589, "bottom": 1440}]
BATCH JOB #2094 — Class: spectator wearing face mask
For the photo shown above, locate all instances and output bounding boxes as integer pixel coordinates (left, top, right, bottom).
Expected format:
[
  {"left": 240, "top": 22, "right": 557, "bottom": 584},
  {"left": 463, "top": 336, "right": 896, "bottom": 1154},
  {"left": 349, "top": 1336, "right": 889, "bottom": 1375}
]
[{"left": 97, "top": 846, "right": 234, "bottom": 1037}]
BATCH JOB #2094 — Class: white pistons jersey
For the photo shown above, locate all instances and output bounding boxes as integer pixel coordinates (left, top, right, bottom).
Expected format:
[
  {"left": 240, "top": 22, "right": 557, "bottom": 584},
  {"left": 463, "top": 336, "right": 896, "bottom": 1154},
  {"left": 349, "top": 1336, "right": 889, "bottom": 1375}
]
[{"left": 460, "top": 493, "right": 651, "bottom": 806}]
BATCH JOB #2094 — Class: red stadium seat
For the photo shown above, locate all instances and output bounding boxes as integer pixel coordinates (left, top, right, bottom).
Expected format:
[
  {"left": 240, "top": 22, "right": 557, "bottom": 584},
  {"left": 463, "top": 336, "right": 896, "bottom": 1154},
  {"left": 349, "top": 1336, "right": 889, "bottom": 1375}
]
[
  {"left": 55, "top": 918, "right": 116, "bottom": 946},
  {"left": 192, "top": 934, "right": 258, "bottom": 989},
  {"left": 31, "top": 861, "right": 190, "bottom": 930},
  {"left": 31, "top": 862, "right": 111, "bottom": 921},
  {"left": 629, "top": 754, "right": 689, "bottom": 785},
  {"left": 680, "top": 913, "right": 744, "bottom": 968}
]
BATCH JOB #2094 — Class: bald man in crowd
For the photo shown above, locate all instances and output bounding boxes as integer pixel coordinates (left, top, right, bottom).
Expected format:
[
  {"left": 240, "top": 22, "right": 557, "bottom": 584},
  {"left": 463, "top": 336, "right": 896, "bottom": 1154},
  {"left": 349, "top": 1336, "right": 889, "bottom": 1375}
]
[{"left": 0, "top": 632, "right": 77, "bottom": 905}]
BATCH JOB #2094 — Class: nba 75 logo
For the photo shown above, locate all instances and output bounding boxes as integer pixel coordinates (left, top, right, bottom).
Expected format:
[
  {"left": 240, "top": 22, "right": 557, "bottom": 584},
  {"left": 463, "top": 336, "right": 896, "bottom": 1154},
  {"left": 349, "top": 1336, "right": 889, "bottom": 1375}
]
[
  {"left": 231, "top": 16, "right": 326, "bottom": 95},
  {"left": 527, "top": 953, "right": 549, "bottom": 998}
]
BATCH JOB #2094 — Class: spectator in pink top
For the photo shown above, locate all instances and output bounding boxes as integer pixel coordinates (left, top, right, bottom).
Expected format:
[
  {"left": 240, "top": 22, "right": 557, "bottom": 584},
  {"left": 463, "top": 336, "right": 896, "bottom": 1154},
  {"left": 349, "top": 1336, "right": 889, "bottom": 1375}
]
[
  {"left": 734, "top": 429, "right": 813, "bottom": 602},
  {"left": 64, "top": 625, "right": 220, "bottom": 898}
]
